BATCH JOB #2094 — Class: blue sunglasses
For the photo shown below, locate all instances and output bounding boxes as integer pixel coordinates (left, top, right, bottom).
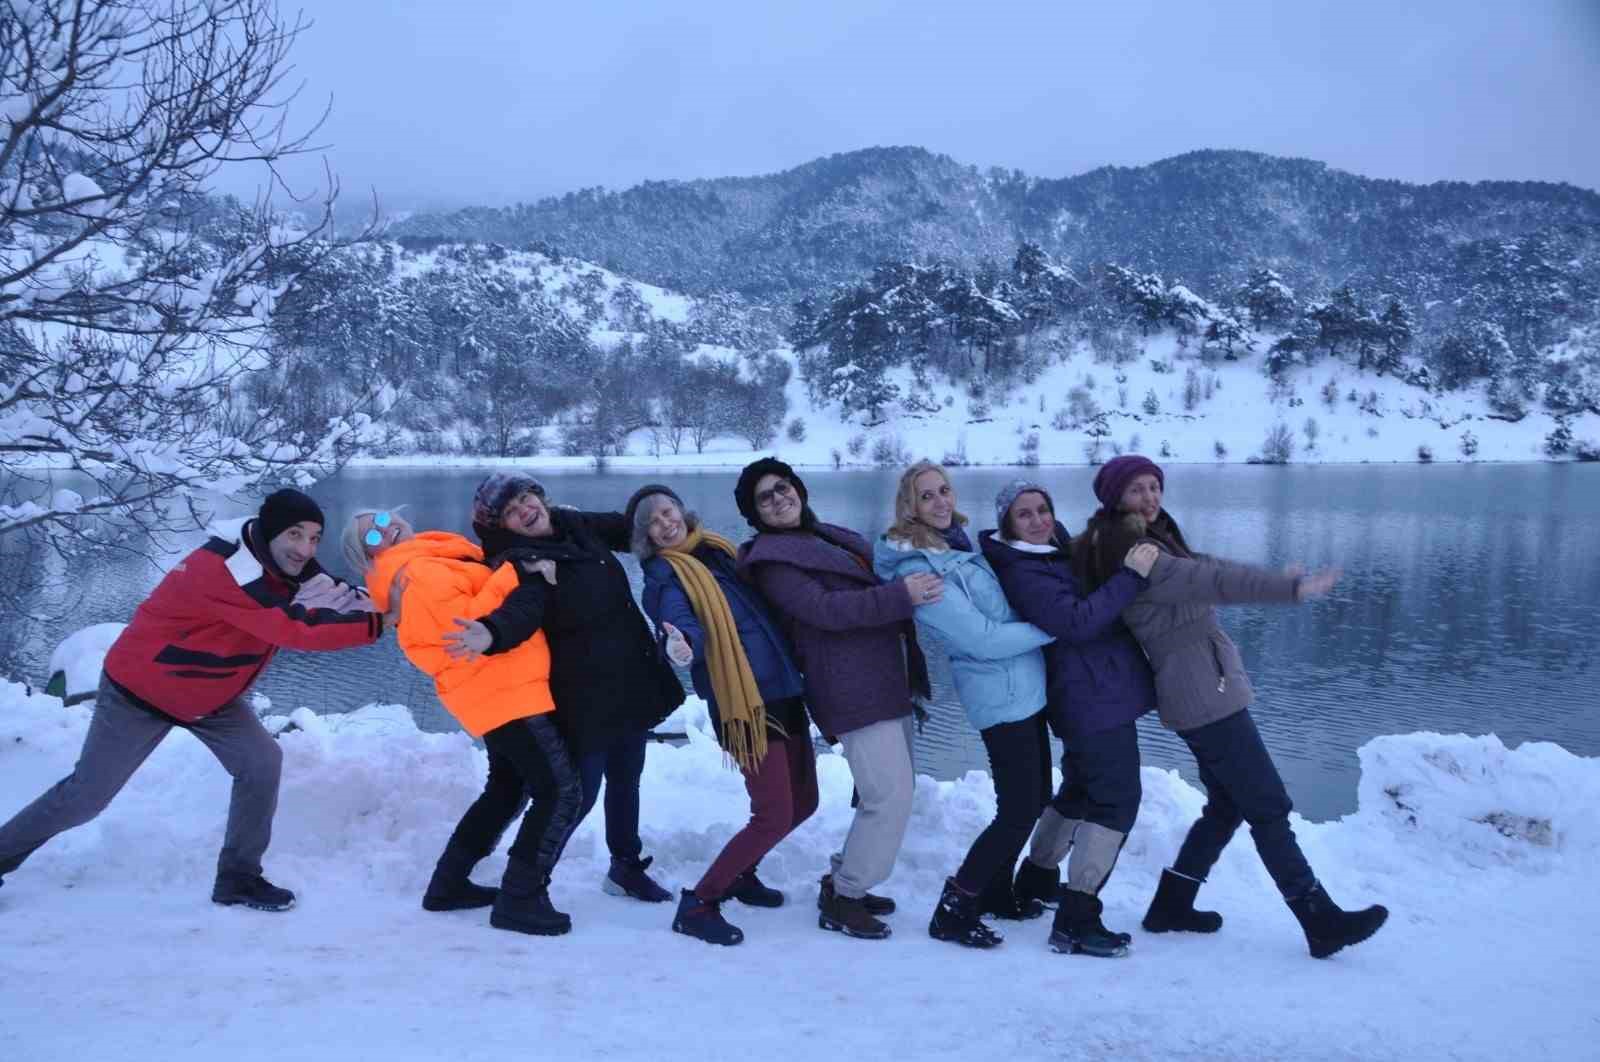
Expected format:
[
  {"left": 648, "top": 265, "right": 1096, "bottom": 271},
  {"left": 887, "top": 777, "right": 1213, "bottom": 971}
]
[{"left": 363, "top": 510, "right": 393, "bottom": 548}]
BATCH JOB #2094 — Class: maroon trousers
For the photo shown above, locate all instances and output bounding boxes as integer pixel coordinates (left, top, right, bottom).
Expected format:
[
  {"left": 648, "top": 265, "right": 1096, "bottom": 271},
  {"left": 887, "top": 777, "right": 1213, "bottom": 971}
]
[{"left": 695, "top": 734, "right": 820, "bottom": 900}]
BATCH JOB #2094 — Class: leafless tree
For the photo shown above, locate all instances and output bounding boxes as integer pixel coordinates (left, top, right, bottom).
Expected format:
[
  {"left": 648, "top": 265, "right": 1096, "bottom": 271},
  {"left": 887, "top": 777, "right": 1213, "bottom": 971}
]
[{"left": 0, "top": 0, "right": 377, "bottom": 663}]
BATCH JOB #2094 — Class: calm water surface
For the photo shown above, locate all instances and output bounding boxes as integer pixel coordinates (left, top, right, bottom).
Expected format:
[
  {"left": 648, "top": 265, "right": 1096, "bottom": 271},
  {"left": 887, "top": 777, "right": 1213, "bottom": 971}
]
[{"left": 15, "top": 463, "right": 1600, "bottom": 821}]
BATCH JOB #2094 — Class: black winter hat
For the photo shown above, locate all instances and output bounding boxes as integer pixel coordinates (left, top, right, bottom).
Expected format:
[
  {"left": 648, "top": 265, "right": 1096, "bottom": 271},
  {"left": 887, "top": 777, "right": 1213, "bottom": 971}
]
[
  {"left": 257, "top": 488, "right": 325, "bottom": 545},
  {"left": 623, "top": 483, "right": 684, "bottom": 532},
  {"left": 734, "top": 457, "right": 808, "bottom": 530}
]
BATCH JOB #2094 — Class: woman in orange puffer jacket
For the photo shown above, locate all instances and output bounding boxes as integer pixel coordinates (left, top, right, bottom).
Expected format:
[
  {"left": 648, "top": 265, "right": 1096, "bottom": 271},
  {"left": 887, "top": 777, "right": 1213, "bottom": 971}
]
[{"left": 345, "top": 509, "right": 581, "bottom": 938}]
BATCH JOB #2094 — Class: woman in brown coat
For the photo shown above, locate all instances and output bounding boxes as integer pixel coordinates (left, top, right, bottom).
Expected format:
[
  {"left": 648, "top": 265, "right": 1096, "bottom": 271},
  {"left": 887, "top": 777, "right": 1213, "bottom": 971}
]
[{"left": 1076, "top": 456, "right": 1388, "bottom": 959}]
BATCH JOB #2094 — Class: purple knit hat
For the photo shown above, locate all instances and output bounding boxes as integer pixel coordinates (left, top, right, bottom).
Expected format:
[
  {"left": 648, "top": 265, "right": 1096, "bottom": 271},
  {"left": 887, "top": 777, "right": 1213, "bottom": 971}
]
[{"left": 1092, "top": 455, "right": 1164, "bottom": 509}]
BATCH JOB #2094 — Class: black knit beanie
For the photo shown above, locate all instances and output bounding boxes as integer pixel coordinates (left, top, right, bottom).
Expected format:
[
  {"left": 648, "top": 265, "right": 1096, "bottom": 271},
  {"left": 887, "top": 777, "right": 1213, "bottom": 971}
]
[
  {"left": 623, "top": 483, "right": 684, "bottom": 532},
  {"left": 734, "top": 457, "right": 809, "bottom": 530},
  {"left": 257, "top": 488, "right": 325, "bottom": 545}
]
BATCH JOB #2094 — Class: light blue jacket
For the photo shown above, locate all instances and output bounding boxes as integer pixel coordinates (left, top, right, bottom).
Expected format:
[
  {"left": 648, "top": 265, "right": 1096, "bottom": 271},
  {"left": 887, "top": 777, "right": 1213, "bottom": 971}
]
[{"left": 872, "top": 535, "right": 1052, "bottom": 732}]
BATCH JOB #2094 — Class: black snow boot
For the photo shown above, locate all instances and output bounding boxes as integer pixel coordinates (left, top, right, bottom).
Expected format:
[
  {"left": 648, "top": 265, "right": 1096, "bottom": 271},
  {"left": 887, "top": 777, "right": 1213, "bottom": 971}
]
[
  {"left": 212, "top": 872, "right": 296, "bottom": 912},
  {"left": 1287, "top": 882, "right": 1388, "bottom": 959},
  {"left": 672, "top": 890, "right": 745, "bottom": 946},
  {"left": 728, "top": 867, "right": 785, "bottom": 908},
  {"left": 421, "top": 844, "right": 498, "bottom": 912},
  {"left": 1142, "top": 868, "right": 1224, "bottom": 934},
  {"left": 928, "top": 878, "right": 1003, "bottom": 949},
  {"left": 818, "top": 887, "right": 893, "bottom": 940},
  {"left": 603, "top": 854, "right": 672, "bottom": 903},
  {"left": 979, "top": 868, "right": 1046, "bottom": 921},
  {"left": 490, "top": 859, "right": 571, "bottom": 936},
  {"left": 1049, "top": 889, "right": 1129, "bottom": 958},
  {"left": 818, "top": 873, "right": 895, "bottom": 916},
  {"left": 1013, "top": 858, "right": 1062, "bottom": 910}
]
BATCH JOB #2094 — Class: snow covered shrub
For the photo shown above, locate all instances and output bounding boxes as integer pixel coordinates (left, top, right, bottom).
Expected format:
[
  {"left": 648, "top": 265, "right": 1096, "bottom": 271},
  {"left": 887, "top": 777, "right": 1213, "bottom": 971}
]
[
  {"left": 1159, "top": 440, "right": 1173, "bottom": 458},
  {"left": 1574, "top": 439, "right": 1600, "bottom": 462},
  {"left": 1018, "top": 432, "right": 1040, "bottom": 467},
  {"left": 1083, "top": 439, "right": 1104, "bottom": 465},
  {"left": 847, "top": 433, "right": 867, "bottom": 458},
  {"left": 1259, "top": 423, "right": 1296, "bottom": 464},
  {"left": 1183, "top": 368, "right": 1202, "bottom": 411},
  {"left": 1142, "top": 389, "right": 1161, "bottom": 415},
  {"left": 1149, "top": 358, "right": 1173, "bottom": 374},
  {"left": 831, "top": 448, "right": 843, "bottom": 470},
  {"left": 1127, "top": 433, "right": 1142, "bottom": 454},
  {"left": 1214, "top": 440, "right": 1228, "bottom": 460},
  {"left": 871, "top": 434, "right": 910, "bottom": 468},
  {"left": 967, "top": 397, "right": 991, "bottom": 421},
  {"left": 1322, "top": 377, "right": 1341, "bottom": 410},
  {"left": 1051, "top": 408, "right": 1073, "bottom": 431},
  {"left": 1117, "top": 386, "right": 1129, "bottom": 410},
  {"left": 1109, "top": 439, "right": 1124, "bottom": 457},
  {"left": 1417, "top": 444, "right": 1434, "bottom": 464},
  {"left": 942, "top": 433, "right": 970, "bottom": 467},
  {"left": 1459, "top": 430, "right": 1480, "bottom": 458},
  {"left": 1543, "top": 423, "right": 1573, "bottom": 457},
  {"left": 1302, "top": 417, "right": 1320, "bottom": 453},
  {"left": 786, "top": 417, "right": 807, "bottom": 443}
]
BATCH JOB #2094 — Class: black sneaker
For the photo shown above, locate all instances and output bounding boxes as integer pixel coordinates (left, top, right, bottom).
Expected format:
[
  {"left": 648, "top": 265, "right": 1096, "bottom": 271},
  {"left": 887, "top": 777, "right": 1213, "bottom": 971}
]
[
  {"left": 212, "top": 872, "right": 296, "bottom": 912},
  {"left": 818, "top": 873, "right": 895, "bottom": 916},
  {"left": 672, "top": 890, "right": 745, "bottom": 946},
  {"left": 818, "top": 889, "right": 892, "bottom": 939},
  {"left": 728, "top": 868, "right": 785, "bottom": 908},
  {"left": 603, "top": 855, "right": 672, "bottom": 903}
]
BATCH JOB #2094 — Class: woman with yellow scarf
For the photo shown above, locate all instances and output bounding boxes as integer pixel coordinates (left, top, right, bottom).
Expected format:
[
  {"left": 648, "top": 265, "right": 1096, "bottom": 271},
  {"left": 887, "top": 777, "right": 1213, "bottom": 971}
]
[{"left": 629, "top": 484, "right": 817, "bottom": 947}]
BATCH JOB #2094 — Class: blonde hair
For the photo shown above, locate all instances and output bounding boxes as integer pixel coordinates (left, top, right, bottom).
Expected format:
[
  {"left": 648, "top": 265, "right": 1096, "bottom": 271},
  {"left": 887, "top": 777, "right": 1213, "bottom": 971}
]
[
  {"left": 885, "top": 460, "right": 968, "bottom": 550},
  {"left": 340, "top": 505, "right": 408, "bottom": 576}
]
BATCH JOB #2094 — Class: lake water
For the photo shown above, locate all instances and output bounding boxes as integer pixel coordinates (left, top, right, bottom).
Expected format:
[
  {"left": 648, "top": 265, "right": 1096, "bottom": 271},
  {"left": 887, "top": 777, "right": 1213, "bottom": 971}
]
[{"left": 12, "top": 463, "right": 1600, "bottom": 821}]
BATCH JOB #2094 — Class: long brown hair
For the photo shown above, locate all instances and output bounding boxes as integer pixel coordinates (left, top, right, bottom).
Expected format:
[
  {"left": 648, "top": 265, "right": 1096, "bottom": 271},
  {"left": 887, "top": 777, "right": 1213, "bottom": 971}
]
[{"left": 885, "top": 460, "right": 969, "bottom": 550}]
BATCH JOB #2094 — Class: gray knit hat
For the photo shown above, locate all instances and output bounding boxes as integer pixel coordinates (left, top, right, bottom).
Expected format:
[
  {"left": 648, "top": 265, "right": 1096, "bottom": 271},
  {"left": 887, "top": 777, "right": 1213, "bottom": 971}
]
[{"left": 994, "top": 479, "right": 1054, "bottom": 538}]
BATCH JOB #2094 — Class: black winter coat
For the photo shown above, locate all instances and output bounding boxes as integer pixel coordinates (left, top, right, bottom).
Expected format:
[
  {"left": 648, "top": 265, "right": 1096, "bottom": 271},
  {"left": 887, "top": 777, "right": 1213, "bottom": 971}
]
[{"left": 477, "top": 509, "right": 684, "bottom": 754}]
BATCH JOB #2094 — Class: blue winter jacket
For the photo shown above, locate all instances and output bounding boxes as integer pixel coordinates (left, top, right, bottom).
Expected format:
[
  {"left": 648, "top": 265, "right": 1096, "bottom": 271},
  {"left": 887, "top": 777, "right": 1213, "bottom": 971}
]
[
  {"left": 980, "top": 528, "right": 1155, "bottom": 739},
  {"left": 872, "top": 534, "right": 1051, "bottom": 732},
  {"left": 640, "top": 546, "right": 806, "bottom": 732}
]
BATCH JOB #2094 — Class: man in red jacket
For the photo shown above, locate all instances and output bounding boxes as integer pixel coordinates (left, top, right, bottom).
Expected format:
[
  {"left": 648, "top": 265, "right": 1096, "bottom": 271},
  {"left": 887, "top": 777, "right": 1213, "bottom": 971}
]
[{"left": 0, "top": 489, "right": 385, "bottom": 911}]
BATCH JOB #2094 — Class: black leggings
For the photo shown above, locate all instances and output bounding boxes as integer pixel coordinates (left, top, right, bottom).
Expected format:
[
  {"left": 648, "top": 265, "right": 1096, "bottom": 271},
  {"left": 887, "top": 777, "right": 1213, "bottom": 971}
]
[
  {"left": 955, "top": 711, "right": 1051, "bottom": 894},
  {"left": 445, "top": 714, "right": 583, "bottom": 878}
]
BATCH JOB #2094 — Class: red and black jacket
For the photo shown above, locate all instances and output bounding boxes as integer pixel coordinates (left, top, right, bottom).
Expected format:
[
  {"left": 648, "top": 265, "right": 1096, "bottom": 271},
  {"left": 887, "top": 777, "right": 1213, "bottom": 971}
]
[{"left": 102, "top": 519, "right": 382, "bottom": 723}]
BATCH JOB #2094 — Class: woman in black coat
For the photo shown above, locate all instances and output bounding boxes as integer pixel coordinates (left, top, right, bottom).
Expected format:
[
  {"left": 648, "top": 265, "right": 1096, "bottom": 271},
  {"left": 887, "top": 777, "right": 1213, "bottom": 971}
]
[{"left": 459, "top": 473, "right": 685, "bottom": 904}]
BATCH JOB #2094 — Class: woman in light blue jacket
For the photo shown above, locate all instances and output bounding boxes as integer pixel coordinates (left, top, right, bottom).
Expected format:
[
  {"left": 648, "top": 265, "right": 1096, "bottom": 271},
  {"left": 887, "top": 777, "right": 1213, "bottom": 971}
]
[{"left": 874, "top": 460, "right": 1054, "bottom": 950}]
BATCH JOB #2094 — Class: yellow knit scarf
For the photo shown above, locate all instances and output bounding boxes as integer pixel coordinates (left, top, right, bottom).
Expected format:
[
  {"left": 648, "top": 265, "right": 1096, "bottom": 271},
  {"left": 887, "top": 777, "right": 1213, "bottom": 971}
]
[{"left": 658, "top": 525, "right": 776, "bottom": 773}]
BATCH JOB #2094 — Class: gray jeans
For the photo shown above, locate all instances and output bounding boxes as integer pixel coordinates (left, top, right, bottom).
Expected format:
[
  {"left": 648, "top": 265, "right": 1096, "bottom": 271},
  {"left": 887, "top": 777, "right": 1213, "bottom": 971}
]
[
  {"left": 828, "top": 714, "right": 915, "bottom": 899},
  {"left": 0, "top": 676, "right": 282, "bottom": 880}
]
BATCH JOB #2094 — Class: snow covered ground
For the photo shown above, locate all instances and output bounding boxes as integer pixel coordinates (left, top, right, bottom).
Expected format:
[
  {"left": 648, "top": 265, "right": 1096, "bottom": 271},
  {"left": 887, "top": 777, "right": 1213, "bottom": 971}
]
[{"left": 2, "top": 682, "right": 1594, "bottom": 1060}]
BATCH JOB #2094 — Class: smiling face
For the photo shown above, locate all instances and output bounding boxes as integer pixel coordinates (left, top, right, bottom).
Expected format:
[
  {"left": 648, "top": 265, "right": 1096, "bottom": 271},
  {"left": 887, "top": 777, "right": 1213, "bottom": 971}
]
[
  {"left": 268, "top": 520, "right": 322, "bottom": 577},
  {"left": 501, "top": 489, "right": 552, "bottom": 538},
  {"left": 1007, "top": 491, "right": 1055, "bottom": 546},
  {"left": 1118, "top": 473, "right": 1163, "bottom": 523},
  {"left": 913, "top": 469, "right": 955, "bottom": 530},
  {"left": 646, "top": 497, "right": 688, "bottom": 550},
  {"left": 753, "top": 473, "right": 801, "bottom": 529},
  {"left": 358, "top": 511, "right": 415, "bottom": 562}
]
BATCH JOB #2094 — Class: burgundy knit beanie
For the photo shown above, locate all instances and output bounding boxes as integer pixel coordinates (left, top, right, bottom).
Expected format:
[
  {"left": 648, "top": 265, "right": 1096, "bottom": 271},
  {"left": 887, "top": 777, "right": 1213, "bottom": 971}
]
[{"left": 1092, "top": 455, "right": 1164, "bottom": 509}]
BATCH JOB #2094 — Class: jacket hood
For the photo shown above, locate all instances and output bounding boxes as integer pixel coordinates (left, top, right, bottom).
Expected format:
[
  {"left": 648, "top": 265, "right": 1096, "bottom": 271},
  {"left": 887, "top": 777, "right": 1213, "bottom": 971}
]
[
  {"left": 979, "top": 526, "right": 1068, "bottom": 568},
  {"left": 365, "top": 531, "right": 482, "bottom": 610},
  {"left": 873, "top": 533, "right": 987, "bottom": 579}
]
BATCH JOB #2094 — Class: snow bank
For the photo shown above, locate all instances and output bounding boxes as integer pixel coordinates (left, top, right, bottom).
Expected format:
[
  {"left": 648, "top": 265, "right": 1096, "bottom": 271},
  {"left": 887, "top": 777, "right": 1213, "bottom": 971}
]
[{"left": 1, "top": 679, "right": 1595, "bottom": 1061}]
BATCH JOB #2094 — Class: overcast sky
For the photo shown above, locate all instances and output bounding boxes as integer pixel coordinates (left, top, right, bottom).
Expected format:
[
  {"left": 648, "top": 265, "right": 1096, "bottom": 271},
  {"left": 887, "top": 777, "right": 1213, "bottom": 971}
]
[{"left": 216, "top": 0, "right": 1600, "bottom": 211}]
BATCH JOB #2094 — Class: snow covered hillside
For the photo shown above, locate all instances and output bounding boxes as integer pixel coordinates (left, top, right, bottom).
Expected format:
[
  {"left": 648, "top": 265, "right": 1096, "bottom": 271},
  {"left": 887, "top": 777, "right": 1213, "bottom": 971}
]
[{"left": 2, "top": 680, "right": 1594, "bottom": 1061}]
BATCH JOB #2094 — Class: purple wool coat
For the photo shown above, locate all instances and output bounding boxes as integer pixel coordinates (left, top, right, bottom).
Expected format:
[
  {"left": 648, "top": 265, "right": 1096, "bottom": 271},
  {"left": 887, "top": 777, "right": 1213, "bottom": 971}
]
[{"left": 737, "top": 523, "right": 928, "bottom": 739}]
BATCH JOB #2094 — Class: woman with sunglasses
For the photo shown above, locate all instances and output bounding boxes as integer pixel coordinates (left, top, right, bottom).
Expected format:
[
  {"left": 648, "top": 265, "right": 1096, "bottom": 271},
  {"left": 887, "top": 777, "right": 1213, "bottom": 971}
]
[
  {"left": 341, "top": 508, "right": 581, "bottom": 937},
  {"left": 733, "top": 457, "right": 936, "bottom": 942},
  {"left": 450, "top": 474, "right": 685, "bottom": 906}
]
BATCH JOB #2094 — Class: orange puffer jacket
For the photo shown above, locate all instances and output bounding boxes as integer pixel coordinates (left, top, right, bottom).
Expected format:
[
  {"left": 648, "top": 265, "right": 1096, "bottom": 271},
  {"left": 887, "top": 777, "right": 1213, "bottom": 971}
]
[{"left": 365, "top": 532, "right": 554, "bottom": 737}]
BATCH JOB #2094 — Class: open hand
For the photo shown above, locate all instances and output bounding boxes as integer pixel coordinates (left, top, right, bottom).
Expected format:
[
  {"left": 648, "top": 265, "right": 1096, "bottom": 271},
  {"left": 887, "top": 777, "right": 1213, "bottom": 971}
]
[
  {"left": 520, "top": 558, "right": 557, "bottom": 585},
  {"left": 1123, "top": 542, "right": 1160, "bottom": 578},
  {"left": 661, "top": 621, "right": 693, "bottom": 666},
  {"left": 1294, "top": 568, "right": 1342, "bottom": 601},
  {"left": 443, "top": 617, "right": 492, "bottom": 661},
  {"left": 904, "top": 571, "right": 944, "bottom": 606}
]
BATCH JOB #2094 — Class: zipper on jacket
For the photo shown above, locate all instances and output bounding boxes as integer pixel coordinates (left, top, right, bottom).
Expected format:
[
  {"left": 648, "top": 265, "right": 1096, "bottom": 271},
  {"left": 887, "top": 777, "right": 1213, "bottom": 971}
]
[{"left": 1209, "top": 637, "right": 1227, "bottom": 694}]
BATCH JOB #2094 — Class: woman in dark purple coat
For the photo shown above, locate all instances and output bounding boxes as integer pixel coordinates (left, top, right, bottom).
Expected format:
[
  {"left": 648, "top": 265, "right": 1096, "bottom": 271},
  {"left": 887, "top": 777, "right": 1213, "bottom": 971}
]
[
  {"left": 982, "top": 479, "right": 1158, "bottom": 958},
  {"left": 734, "top": 457, "right": 937, "bottom": 942}
]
